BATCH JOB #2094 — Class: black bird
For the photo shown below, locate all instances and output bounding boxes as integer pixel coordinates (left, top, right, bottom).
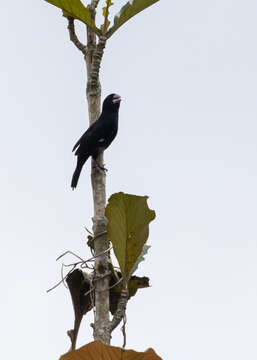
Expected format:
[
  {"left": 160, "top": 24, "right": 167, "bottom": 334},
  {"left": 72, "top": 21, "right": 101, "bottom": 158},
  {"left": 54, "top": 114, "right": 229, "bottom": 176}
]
[{"left": 71, "top": 93, "right": 121, "bottom": 189}]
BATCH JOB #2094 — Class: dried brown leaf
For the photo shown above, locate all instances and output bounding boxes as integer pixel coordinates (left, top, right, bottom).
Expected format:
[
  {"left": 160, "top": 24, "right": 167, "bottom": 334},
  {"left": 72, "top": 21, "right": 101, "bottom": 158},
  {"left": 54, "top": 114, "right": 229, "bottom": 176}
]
[{"left": 60, "top": 340, "right": 162, "bottom": 359}]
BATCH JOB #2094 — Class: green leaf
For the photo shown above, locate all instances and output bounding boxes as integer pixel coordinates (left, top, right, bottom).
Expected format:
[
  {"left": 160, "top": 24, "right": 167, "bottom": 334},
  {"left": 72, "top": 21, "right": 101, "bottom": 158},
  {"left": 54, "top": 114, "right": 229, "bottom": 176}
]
[
  {"left": 62, "top": 9, "right": 73, "bottom": 18},
  {"left": 101, "top": 20, "right": 110, "bottom": 32},
  {"left": 44, "top": 0, "right": 101, "bottom": 34},
  {"left": 102, "top": 6, "right": 107, "bottom": 17},
  {"left": 107, "top": 0, "right": 160, "bottom": 38},
  {"left": 105, "top": 192, "right": 156, "bottom": 281},
  {"left": 129, "top": 244, "right": 151, "bottom": 277},
  {"left": 101, "top": 0, "right": 114, "bottom": 33}
]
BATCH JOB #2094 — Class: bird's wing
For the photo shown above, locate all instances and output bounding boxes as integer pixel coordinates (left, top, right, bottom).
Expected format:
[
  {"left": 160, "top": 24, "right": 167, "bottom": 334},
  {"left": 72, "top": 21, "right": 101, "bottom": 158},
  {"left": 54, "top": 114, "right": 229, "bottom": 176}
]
[
  {"left": 72, "top": 137, "right": 82, "bottom": 152},
  {"left": 72, "top": 121, "right": 98, "bottom": 152}
]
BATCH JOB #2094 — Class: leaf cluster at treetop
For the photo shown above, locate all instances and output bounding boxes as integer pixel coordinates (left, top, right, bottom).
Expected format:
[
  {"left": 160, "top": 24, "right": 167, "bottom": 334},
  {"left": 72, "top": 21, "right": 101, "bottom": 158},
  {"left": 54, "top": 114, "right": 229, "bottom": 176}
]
[{"left": 44, "top": 0, "right": 160, "bottom": 37}]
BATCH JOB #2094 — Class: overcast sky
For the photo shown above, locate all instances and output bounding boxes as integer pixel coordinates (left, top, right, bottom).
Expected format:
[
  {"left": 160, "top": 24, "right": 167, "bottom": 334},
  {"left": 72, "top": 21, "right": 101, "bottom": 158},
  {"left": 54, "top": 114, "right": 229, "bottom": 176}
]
[{"left": 1, "top": 0, "right": 257, "bottom": 359}]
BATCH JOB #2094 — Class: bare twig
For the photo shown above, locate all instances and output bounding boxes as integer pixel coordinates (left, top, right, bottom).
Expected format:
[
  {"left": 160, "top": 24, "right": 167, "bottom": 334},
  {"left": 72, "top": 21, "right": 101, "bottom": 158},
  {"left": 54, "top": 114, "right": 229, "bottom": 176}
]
[
  {"left": 84, "top": 286, "right": 95, "bottom": 298},
  {"left": 63, "top": 261, "right": 93, "bottom": 270},
  {"left": 56, "top": 250, "right": 85, "bottom": 262},
  {"left": 109, "top": 289, "right": 129, "bottom": 333},
  {"left": 84, "top": 244, "right": 112, "bottom": 263},
  {"left": 92, "top": 230, "right": 107, "bottom": 241},
  {"left": 47, "top": 244, "right": 112, "bottom": 293},
  {"left": 61, "top": 263, "right": 68, "bottom": 289},
  {"left": 108, "top": 277, "right": 123, "bottom": 290},
  {"left": 122, "top": 313, "right": 127, "bottom": 349},
  {"left": 85, "top": 226, "right": 93, "bottom": 235},
  {"left": 46, "top": 264, "right": 76, "bottom": 293},
  {"left": 47, "top": 252, "right": 88, "bottom": 293},
  {"left": 67, "top": 17, "right": 87, "bottom": 55},
  {"left": 84, "top": 273, "right": 123, "bottom": 299},
  {"left": 56, "top": 238, "right": 108, "bottom": 264},
  {"left": 46, "top": 279, "right": 65, "bottom": 293}
]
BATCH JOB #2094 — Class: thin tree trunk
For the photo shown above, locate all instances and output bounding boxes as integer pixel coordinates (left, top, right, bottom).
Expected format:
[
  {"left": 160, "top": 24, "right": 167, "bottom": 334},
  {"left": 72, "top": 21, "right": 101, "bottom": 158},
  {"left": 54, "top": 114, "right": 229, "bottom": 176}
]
[{"left": 84, "top": 3, "right": 110, "bottom": 345}]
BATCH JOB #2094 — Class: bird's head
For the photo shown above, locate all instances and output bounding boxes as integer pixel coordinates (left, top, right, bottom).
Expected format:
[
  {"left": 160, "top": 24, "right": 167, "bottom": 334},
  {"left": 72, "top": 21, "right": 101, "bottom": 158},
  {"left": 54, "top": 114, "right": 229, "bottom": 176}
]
[{"left": 102, "top": 93, "right": 122, "bottom": 111}]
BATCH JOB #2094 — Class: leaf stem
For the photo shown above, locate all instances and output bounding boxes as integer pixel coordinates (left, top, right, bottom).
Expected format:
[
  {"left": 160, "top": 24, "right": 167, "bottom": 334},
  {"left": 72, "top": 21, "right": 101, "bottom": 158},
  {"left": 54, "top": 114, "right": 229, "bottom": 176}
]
[{"left": 103, "top": 0, "right": 112, "bottom": 34}]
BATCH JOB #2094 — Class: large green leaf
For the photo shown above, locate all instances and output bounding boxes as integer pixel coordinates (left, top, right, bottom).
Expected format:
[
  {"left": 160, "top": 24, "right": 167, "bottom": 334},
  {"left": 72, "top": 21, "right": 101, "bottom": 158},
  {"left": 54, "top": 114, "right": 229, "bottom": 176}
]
[
  {"left": 105, "top": 192, "right": 155, "bottom": 281},
  {"left": 107, "top": 0, "right": 160, "bottom": 38},
  {"left": 44, "top": 0, "right": 100, "bottom": 34},
  {"left": 129, "top": 244, "right": 151, "bottom": 277}
]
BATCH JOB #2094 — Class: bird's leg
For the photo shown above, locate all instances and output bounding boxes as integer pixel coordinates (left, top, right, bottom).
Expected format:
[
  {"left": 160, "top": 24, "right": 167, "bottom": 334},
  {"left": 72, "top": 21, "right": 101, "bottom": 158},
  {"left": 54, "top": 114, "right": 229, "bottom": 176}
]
[{"left": 93, "top": 160, "right": 108, "bottom": 172}]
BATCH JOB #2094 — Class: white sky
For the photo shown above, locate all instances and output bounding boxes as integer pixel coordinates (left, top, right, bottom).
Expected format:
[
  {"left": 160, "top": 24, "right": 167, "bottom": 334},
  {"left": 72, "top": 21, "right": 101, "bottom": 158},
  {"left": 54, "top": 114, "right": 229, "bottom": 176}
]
[{"left": 1, "top": 0, "right": 257, "bottom": 359}]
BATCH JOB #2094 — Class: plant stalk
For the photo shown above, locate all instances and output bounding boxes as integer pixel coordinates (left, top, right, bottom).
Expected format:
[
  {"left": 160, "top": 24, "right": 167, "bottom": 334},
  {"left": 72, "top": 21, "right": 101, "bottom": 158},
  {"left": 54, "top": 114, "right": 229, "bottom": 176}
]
[{"left": 84, "top": 2, "right": 110, "bottom": 345}]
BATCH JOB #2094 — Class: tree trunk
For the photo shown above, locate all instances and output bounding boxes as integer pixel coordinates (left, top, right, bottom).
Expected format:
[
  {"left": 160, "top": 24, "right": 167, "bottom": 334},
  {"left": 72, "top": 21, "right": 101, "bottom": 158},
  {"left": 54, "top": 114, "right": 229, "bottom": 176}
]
[{"left": 85, "top": 3, "right": 110, "bottom": 345}]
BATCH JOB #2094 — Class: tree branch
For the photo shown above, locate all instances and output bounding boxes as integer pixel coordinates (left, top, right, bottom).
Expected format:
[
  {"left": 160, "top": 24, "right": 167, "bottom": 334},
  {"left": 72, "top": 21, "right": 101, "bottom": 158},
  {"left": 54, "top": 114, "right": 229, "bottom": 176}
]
[
  {"left": 67, "top": 17, "right": 87, "bottom": 55},
  {"left": 91, "top": 0, "right": 101, "bottom": 8},
  {"left": 84, "top": 7, "right": 111, "bottom": 344},
  {"left": 109, "top": 289, "right": 129, "bottom": 333},
  {"left": 90, "top": 36, "right": 107, "bottom": 88}
]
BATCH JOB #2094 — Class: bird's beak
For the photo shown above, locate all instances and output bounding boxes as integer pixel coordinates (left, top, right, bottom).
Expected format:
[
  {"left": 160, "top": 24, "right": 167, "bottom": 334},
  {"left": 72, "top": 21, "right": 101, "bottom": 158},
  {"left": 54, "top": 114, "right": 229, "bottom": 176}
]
[{"left": 112, "top": 94, "right": 122, "bottom": 104}]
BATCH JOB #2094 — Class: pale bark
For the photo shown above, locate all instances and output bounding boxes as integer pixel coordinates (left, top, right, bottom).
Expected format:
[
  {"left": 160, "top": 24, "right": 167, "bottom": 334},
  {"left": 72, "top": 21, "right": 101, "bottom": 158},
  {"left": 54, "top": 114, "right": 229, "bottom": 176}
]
[
  {"left": 85, "top": 3, "right": 111, "bottom": 345},
  {"left": 67, "top": 3, "right": 126, "bottom": 346}
]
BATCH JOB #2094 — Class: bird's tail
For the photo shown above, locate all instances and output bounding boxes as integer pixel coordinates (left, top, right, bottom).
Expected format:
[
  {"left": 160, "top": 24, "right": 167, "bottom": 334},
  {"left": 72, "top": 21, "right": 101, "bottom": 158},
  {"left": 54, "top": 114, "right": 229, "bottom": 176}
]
[{"left": 71, "top": 162, "right": 84, "bottom": 189}]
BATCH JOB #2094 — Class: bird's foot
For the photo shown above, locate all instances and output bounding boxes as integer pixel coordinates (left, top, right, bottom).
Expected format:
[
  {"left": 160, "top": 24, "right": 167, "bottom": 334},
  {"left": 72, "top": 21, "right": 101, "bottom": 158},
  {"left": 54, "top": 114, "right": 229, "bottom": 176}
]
[{"left": 93, "top": 162, "right": 108, "bottom": 172}]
